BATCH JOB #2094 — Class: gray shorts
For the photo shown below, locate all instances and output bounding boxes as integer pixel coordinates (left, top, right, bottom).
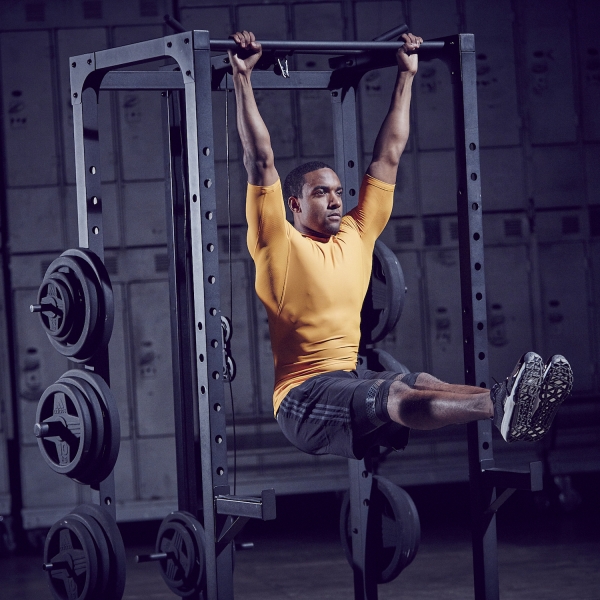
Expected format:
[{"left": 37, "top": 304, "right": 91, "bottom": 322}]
[{"left": 276, "top": 370, "right": 419, "bottom": 460}]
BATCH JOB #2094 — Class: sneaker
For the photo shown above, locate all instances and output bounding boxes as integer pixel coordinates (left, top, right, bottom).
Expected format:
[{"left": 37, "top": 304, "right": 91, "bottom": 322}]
[
  {"left": 491, "top": 352, "right": 544, "bottom": 442},
  {"left": 523, "top": 355, "right": 573, "bottom": 441}
]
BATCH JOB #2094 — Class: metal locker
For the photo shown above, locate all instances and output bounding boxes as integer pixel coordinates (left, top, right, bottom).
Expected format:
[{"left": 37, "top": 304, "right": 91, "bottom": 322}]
[
  {"left": 254, "top": 300, "right": 276, "bottom": 416},
  {"left": 585, "top": 144, "right": 600, "bottom": 205},
  {"left": 518, "top": 0, "right": 578, "bottom": 144},
  {"left": 484, "top": 244, "right": 535, "bottom": 385},
  {"left": 424, "top": 247, "right": 464, "bottom": 384},
  {"left": 411, "top": 0, "right": 459, "bottom": 151},
  {"left": 377, "top": 250, "right": 426, "bottom": 373},
  {"left": 219, "top": 258, "right": 258, "bottom": 416},
  {"left": 214, "top": 160, "right": 246, "bottom": 227},
  {"left": 480, "top": 147, "right": 527, "bottom": 212},
  {"left": 418, "top": 150, "right": 456, "bottom": 215},
  {"left": 113, "top": 25, "right": 165, "bottom": 182},
  {"left": 7, "top": 187, "right": 64, "bottom": 254},
  {"left": 65, "top": 183, "right": 121, "bottom": 249},
  {"left": 464, "top": 0, "right": 521, "bottom": 147},
  {"left": 136, "top": 437, "right": 177, "bottom": 501},
  {"left": 532, "top": 146, "right": 585, "bottom": 209},
  {"left": 13, "top": 287, "right": 69, "bottom": 446},
  {"left": 0, "top": 31, "right": 59, "bottom": 187},
  {"left": 56, "top": 27, "right": 116, "bottom": 184},
  {"left": 122, "top": 180, "right": 167, "bottom": 247},
  {"left": 180, "top": 5, "right": 232, "bottom": 36},
  {"left": 111, "top": 439, "right": 136, "bottom": 502},
  {"left": 294, "top": 2, "right": 344, "bottom": 158},
  {"left": 355, "top": 2, "right": 410, "bottom": 156},
  {"left": 538, "top": 241, "right": 593, "bottom": 392},
  {"left": 128, "top": 280, "right": 174, "bottom": 437},
  {"left": 576, "top": 0, "right": 600, "bottom": 141},
  {"left": 100, "top": 0, "right": 170, "bottom": 26},
  {"left": 20, "top": 446, "right": 79, "bottom": 524}
]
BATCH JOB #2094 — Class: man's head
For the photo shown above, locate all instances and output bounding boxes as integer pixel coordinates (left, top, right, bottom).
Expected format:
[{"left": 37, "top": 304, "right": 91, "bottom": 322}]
[{"left": 283, "top": 162, "right": 343, "bottom": 239}]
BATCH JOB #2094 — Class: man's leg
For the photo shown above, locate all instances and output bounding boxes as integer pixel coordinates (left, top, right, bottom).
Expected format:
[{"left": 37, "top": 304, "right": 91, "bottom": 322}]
[{"left": 386, "top": 376, "right": 493, "bottom": 430}]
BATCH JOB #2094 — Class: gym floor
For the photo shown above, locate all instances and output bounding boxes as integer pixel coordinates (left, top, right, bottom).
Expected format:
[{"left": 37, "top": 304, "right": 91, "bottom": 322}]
[{"left": 1, "top": 475, "right": 599, "bottom": 600}]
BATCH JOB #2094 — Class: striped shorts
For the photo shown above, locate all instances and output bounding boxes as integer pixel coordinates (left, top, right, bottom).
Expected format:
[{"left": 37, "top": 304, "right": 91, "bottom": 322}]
[{"left": 276, "top": 370, "right": 418, "bottom": 460}]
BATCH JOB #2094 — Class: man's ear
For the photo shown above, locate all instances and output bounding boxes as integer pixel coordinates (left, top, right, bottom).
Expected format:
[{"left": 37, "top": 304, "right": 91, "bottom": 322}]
[{"left": 288, "top": 196, "right": 301, "bottom": 213}]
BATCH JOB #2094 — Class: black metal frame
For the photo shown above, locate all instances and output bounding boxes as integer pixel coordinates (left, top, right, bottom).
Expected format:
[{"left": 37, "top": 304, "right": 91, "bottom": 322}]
[{"left": 69, "top": 30, "right": 541, "bottom": 600}]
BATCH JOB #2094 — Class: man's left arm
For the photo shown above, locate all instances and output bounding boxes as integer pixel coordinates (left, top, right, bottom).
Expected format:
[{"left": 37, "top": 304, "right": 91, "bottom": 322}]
[{"left": 366, "top": 32, "right": 422, "bottom": 184}]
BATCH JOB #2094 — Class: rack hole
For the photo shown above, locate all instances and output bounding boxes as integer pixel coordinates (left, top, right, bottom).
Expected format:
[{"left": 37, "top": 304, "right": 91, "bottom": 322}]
[
  {"left": 204, "top": 179, "right": 212, "bottom": 188},
  {"left": 184, "top": 38, "right": 189, "bottom": 44},
  {"left": 205, "top": 211, "right": 213, "bottom": 220},
  {"left": 478, "top": 352, "right": 485, "bottom": 360},
  {"left": 348, "top": 160, "right": 355, "bottom": 168},
  {"left": 208, "top": 275, "right": 216, "bottom": 284},
  {"left": 212, "top": 371, "right": 220, "bottom": 380},
  {"left": 215, "top": 435, "right": 223, "bottom": 444},
  {"left": 210, "top": 308, "right": 217, "bottom": 316},
  {"left": 482, "top": 442, "right": 489, "bottom": 450},
  {"left": 469, "top": 143, "right": 476, "bottom": 150},
  {"left": 105, "top": 497, "right": 112, "bottom": 505},
  {"left": 89, "top": 166, "right": 96, "bottom": 174},
  {"left": 199, "top": 354, "right": 204, "bottom": 362},
  {"left": 197, "top": 322, "right": 203, "bottom": 330},
  {"left": 211, "top": 340, "right": 218, "bottom": 348},
  {"left": 92, "top": 226, "right": 99, "bottom": 235},
  {"left": 193, "top": 194, "right": 197, "bottom": 202},
  {"left": 200, "top": 386, "right": 206, "bottom": 394},
  {"left": 207, "top": 243, "right": 214, "bottom": 252},
  {"left": 203, "top": 147, "right": 210, "bottom": 156},
  {"left": 217, "top": 467, "right": 224, "bottom": 476},
  {"left": 473, "top": 232, "right": 480, "bottom": 241},
  {"left": 477, "top": 322, "right": 484, "bottom": 330},
  {"left": 471, "top": 173, "right": 478, "bottom": 181},
  {"left": 349, "top": 189, "right": 356, "bottom": 196},
  {"left": 474, "top": 262, "right": 481, "bottom": 271},
  {"left": 167, "top": 41, "right": 172, "bottom": 48},
  {"left": 476, "top": 292, "right": 483, "bottom": 301},
  {"left": 214, "top": 403, "right": 221, "bottom": 412}
]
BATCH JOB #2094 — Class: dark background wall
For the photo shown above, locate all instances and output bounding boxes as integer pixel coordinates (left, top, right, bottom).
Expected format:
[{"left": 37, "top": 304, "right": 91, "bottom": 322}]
[{"left": 0, "top": 0, "right": 598, "bottom": 534}]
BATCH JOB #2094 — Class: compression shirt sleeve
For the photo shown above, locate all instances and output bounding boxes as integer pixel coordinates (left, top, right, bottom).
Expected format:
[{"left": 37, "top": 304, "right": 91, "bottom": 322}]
[
  {"left": 345, "top": 174, "right": 395, "bottom": 245},
  {"left": 246, "top": 179, "right": 290, "bottom": 312}
]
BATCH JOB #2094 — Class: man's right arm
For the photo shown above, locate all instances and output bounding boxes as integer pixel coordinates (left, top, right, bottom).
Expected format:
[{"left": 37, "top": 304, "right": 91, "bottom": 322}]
[{"left": 230, "top": 31, "right": 279, "bottom": 187}]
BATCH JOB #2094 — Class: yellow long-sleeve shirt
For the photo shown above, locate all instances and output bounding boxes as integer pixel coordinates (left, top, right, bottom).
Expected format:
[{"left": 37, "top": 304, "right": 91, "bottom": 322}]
[{"left": 246, "top": 174, "right": 395, "bottom": 414}]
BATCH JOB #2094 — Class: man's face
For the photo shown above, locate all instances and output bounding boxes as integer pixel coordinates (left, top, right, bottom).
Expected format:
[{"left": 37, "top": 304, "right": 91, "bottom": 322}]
[{"left": 289, "top": 168, "right": 343, "bottom": 238}]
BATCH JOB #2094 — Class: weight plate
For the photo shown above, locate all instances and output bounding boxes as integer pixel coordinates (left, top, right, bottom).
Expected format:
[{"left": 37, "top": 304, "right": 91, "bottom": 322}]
[
  {"left": 72, "top": 504, "right": 126, "bottom": 600},
  {"left": 44, "top": 516, "right": 99, "bottom": 600},
  {"left": 37, "top": 273, "right": 74, "bottom": 342},
  {"left": 67, "top": 512, "right": 111, "bottom": 600},
  {"left": 221, "top": 315, "right": 232, "bottom": 344},
  {"left": 39, "top": 254, "right": 99, "bottom": 362},
  {"left": 35, "top": 381, "right": 94, "bottom": 479},
  {"left": 340, "top": 476, "right": 420, "bottom": 584},
  {"left": 60, "top": 377, "right": 105, "bottom": 486},
  {"left": 64, "top": 249, "right": 114, "bottom": 362},
  {"left": 156, "top": 519, "right": 198, "bottom": 596},
  {"left": 165, "top": 511, "right": 206, "bottom": 593},
  {"left": 63, "top": 370, "right": 120, "bottom": 484},
  {"left": 361, "top": 240, "right": 406, "bottom": 344}
]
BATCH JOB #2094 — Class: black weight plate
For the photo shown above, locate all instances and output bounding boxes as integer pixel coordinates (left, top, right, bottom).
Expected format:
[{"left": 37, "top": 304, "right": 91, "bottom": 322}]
[
  {"left": 60, "top": 377, "right": 105, "bottom": 486},
  {"left": 41, "top": 255, "right": 99, "bottom": 362},
  {"left": 38, "top": 274, "right": 74, "bottom": 342},
  {"left": 221, "top": 315, "right": 232, "bottom": 344},
  {"left": 360, "top": 240, "right": 406, "bottom": 344},
  {"left": 67, "top": 512, "right": 111, "bottom": 600},
  {"left": 44, "top": 516, "right": 99, "bottom": 600},
  {"left": 64, "top": 249, "right": 114, "bottom": 361},
  {"left": 165, "top": 511, "right": 206, "bottom": 593},
  {"left": 370, "top": 476, "right": 420, "bottom": 583},
  {"left": 156, "top": 519, "right": 198, "bottom": 596},
  {"left": 63, "top": 370, "right": 120, "bottom": 484},
  {"left": 339, "top": 477, "right": 420, "bottom": 584},
  {"left": 35, "top": 381, "right": 94, "bottom": 479},
  {"left": 72, "top": 504, "right": 126, "bottom": 600}
]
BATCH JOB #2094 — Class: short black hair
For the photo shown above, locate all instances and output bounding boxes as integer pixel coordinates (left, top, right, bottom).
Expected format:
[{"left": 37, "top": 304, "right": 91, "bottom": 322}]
[{"left": 283, "top": 161, "right": 333, "bottom": 200}]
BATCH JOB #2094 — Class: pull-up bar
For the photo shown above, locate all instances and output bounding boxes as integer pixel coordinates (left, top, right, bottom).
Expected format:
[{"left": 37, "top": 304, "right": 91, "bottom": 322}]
[{"left": 208, "top": 39, "right": 445, "bottom": 54}]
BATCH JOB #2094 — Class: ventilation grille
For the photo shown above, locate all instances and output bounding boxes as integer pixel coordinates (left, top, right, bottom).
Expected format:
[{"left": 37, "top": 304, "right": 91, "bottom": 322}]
[
  {"left": 154, "top": 253, "right": 169, "bottom": 273},
  {"left": 394, "top": 224, "right": 414, "bottom": 244},
  {"left": 83, "top": 1, "right": 102, "bottom": 19},
  {"left": 423, "top": 218, "right": 441, "bottom": 246},
  {"left": 504, "top": 218, "right": 523, "bottom": 238},
  {"left": 104, "top": 255, "right": 118, "bottom": 275},
  {"left": 561, "top": 215, "right": 580, "bottom": 235},
  {"left": 25, "top": 3, "right": 45, "bottom": 21}
]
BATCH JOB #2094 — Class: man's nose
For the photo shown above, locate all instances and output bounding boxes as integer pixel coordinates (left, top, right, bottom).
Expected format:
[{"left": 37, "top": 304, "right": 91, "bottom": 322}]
[{"left": 329, "top": 193, "right": 342, "bottom": 208}]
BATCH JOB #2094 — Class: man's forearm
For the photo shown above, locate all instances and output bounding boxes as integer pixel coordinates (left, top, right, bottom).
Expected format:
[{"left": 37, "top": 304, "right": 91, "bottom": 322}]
[
  {"left": 368, "top": 71, "right": 414, "bottom": 183},
  {"left": 234, "top": 72, "right": 277, "bottom": 186}
]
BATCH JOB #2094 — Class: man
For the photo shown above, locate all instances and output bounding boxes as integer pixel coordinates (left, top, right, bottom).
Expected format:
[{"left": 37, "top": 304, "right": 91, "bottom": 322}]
[{"left": 229, "top": 30, "right": 573, "bottom": 460}]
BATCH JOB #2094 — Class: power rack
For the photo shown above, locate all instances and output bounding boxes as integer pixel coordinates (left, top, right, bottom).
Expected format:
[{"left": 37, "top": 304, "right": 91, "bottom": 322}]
[{"left": 67, "top": 27, "right": 543, "bottom": 600}]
